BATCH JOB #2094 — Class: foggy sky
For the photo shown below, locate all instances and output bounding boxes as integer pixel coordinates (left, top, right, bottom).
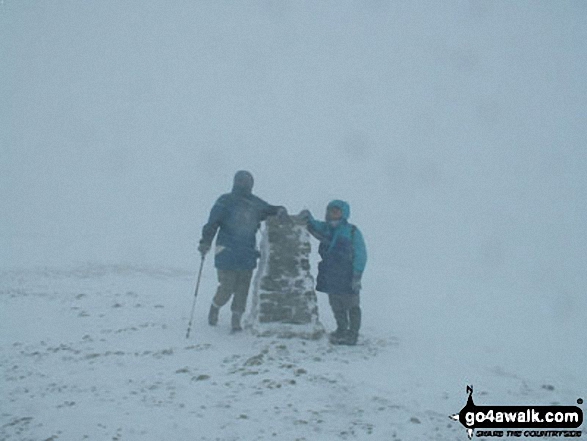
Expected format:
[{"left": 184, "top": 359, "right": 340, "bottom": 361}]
[{"left": 2, "top": 2, "right": 586, "bottom": 328}]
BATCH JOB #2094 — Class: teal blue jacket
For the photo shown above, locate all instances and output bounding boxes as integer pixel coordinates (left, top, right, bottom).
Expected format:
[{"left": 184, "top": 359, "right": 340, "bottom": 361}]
[
  {"left": 201, "top": 187, "right": 282, "bottom": 270},
  {"left": 306, "top": 200, "right": 367, "bottom": 295}
]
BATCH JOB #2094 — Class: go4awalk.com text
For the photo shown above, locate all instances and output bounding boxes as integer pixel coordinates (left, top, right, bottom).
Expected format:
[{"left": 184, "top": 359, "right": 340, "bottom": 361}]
[
  {"left": 475, "top": 430, "right": 582, "bottom": 438},
  {"left": 450, "top": 386, "right": 583, "bottom": 439}
]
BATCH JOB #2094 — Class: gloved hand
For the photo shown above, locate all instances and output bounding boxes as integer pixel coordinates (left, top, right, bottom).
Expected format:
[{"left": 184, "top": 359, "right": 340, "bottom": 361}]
[
  {"left": 351, "top": 271, "right": 362, "bottom": 295},
  {"left": 198, "top": 241, "right": 211, "bottom": 256},
  {"left": 276, "top": 206, "right": 289, "bottom": 222},
  {"left": 299, "top": 209, "right": 311, "bottom": 221}
]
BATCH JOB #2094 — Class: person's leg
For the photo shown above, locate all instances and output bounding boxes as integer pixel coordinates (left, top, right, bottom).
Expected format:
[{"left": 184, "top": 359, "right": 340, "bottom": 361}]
[
  {"left": 343, "top": 294, "right": 361, "bottom": 345},
  {"left": 328, "top": 294, "right": 348, "bottom": 343},
  {"left": 209, "top": 270, "right": 237, "bottom": 325},
  {"left": 230, "top": 270, "right": 254, "bottom": 331}
]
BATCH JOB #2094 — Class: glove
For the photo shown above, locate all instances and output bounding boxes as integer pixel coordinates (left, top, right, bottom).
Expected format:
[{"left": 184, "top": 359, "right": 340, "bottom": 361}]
[
  {"left": 198, "top": 241, "right": 211, "bottom": 256},
  {"left": 351, "top": 271, "right": 362, "bottom": 295},
  {"left": 299, "top": 209, "right": 311, "bottom": 221},
  {"left": 276, "top": 206, "right": 289, "bottom": 222}
]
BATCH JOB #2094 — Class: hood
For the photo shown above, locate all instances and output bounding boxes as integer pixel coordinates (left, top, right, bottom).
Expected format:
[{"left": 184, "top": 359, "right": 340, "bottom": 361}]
[
  {"left": 232, "top": 170, "right": 254, "bottom": 195},
  {"left": 326, "top": 199, "right": 350, "bottom": 221}
]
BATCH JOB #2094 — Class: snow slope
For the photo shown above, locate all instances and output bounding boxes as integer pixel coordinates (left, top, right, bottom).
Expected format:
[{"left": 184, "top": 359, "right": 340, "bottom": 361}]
[
  {"left": 2, "top": 3, "right": 586, "bottom": 440},
  {"left": 1, "top": 264, "right": 583, "bottom": 440}
]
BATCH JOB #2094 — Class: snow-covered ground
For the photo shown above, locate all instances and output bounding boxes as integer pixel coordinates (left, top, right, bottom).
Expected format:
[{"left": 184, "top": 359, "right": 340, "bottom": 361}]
[
  {"left": 2, "top": 4, "right": 585, "bottom": 438},
  {"left": 1, "top": 263, "right": 583, "bottom": 440}
]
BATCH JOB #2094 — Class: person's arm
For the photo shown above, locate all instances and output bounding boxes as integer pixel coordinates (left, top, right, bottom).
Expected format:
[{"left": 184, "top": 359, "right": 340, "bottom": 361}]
[
  {"left": 255, "top": 196, "right": 287, "bottom": 221},
  {"left": 351, "top": 227, "right": 367, "bottom": 294},
  {"left": 352, "top": 227, "right": 367, "bottom": 273},
  {"left": 199, "top": 196, "right": 229, "bottom": 254},
  {"left": 300, "top": 210, "right": 330, "bottom": 242},
  {"left": 265, "top": 204, "right": 288, "bottom": 220}
]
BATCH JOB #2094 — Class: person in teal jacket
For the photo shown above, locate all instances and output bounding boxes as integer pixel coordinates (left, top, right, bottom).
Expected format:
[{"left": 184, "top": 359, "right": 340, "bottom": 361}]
[{"left": 300, "top": 200, "right": 367, "bottom": 345}]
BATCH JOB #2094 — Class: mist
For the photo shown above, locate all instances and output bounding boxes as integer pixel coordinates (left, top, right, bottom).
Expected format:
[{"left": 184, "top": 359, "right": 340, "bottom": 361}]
[
  {"left": 1, "top": 4, "right": 586, "bottom": 438},
  {"left": 2, "top": 2, "right": 586, "bottom": 340}
]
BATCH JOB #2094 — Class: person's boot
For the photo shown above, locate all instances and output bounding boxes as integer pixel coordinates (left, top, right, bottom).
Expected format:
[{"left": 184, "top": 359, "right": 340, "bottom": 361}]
[
  {"left": 342, "top": 306, "right": 361, "bottom": 346},
  {"left": 231, "top": 311, "right": 243, "bottom": 333},
  {"left": 329, "top": 310, "right": 349, "bottom": 344},
  {"left": 208, "top": 304, "right": 219, "bottom": 326}
]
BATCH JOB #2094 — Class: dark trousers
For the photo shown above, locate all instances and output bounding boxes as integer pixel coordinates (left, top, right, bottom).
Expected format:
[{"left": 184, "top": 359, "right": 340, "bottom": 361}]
[
  {"left": 328, "top": 293, "right": 361, "bottom": 334},
  {"left": 212, "top": 269, "right": 254, "bottom": 314}
]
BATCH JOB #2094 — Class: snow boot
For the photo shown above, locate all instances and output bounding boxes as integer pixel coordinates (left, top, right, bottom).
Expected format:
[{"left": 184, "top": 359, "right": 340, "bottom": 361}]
[
  {"left": 329, "top": 328, "right": 347, "bottom": 344},
  {"left": 341, "top": 306, "right": 361, "bottom": 346},
  {"left": 208, "top": 304, "right": 219, "bottom": 326},
  {"left": 329, "top": 310, "right": 349, "bottom": 344},
  {"left": 231, "top": 311, "right": 243, "bottom": 333}
]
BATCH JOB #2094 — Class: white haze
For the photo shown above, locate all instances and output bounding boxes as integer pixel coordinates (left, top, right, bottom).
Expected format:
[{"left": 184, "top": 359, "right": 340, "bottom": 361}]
[{"left": 2, "top": 0, "right": 586, "bottom": 390}]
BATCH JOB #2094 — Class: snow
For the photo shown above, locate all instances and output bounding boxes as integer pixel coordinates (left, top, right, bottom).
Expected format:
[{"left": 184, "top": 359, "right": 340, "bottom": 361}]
[
  {"left": 1, "top": 1, "right": 586, "bottom": 439},
  {"left": 1, "top": 264, "right": 583, "bottom": 440}
]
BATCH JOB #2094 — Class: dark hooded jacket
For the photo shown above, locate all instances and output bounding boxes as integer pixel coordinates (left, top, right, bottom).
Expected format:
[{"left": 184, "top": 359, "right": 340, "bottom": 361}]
[
  {"left": 200, "top": 172, "right": 283, "bottom": 270},
  {"left": 306, "top": 200, "right": 367, "bottom": 295}
]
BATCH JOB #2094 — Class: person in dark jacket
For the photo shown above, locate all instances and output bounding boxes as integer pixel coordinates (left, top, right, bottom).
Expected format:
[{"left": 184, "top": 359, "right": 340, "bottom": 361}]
[
  {"left": 300, "top": 200, "right": 367, "bottom": 345},
  {"left": 198, "top": 170, "right": 287, "bottom": 332}
]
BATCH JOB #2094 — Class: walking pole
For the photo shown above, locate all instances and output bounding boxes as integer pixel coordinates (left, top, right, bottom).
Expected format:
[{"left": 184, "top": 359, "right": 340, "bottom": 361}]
[{"left": 186, "top": 254, "right": 206, "bottom": 339}]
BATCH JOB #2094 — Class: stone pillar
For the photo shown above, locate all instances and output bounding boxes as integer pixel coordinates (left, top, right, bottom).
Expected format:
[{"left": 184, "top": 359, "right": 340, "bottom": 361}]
[{"left": 245, "top": 215, "right": 324, "bottom": 339}]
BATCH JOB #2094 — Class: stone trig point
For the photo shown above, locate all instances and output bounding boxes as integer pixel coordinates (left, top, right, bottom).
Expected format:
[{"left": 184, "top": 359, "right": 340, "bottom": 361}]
[{"left": 245, "top": 214, "right": 324, "bottom": 339}]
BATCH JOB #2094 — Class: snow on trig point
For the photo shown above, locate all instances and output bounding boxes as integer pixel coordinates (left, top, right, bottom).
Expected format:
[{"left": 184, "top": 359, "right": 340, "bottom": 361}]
[{"left": 245, "top": 214, "right": 324, "bottom": 339}]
